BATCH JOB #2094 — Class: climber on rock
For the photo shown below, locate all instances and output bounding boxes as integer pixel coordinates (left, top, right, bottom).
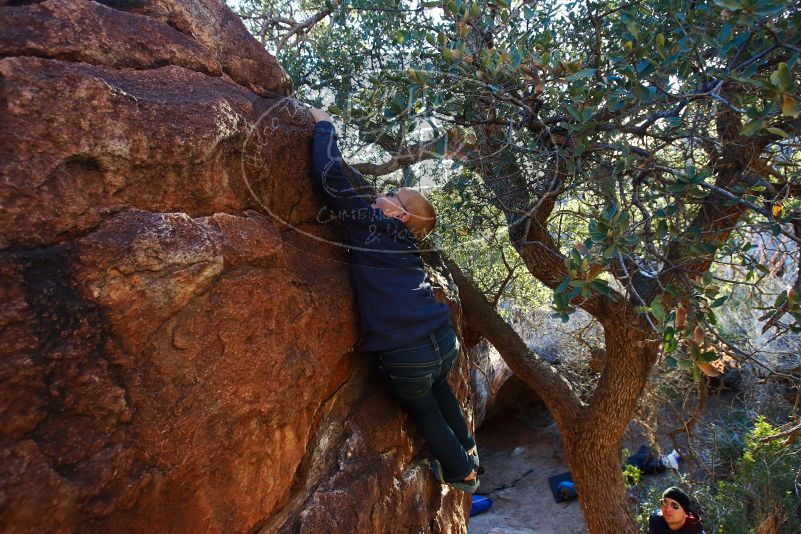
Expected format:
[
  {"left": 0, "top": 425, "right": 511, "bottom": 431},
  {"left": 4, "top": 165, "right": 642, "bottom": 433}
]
[{"left": 309, "top": 108, "right": 480, "bottom": 493}]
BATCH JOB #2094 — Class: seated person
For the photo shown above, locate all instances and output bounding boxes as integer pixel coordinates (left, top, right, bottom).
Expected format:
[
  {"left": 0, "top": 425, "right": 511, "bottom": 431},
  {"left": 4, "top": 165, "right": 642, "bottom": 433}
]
[
  {"left": 627, "top": 444, "right": 680, "bottom": 473},
  {"left": 649, "top": 487, "right": 706, "bottom": 534}
]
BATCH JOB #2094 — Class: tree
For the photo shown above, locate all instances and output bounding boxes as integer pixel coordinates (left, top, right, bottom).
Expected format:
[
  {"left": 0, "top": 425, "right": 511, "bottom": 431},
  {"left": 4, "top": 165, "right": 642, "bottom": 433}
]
[{"left": 233, "top": 1, "right": 801, "bottom": 531}]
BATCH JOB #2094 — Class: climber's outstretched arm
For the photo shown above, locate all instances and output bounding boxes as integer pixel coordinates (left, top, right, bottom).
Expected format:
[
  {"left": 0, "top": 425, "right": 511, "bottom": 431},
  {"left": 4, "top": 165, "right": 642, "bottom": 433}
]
[{"left": 310, "top": 109, "right": 371, "bottom": 214}]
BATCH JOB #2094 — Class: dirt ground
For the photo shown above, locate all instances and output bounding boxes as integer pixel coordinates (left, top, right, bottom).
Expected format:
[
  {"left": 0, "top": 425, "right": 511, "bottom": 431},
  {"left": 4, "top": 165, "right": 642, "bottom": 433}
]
[
  {"left": 464, "top": 376, "right": 758, "bottom": 534},
  {"left": 468, "top": 409, "right": 588, "bottom": 534}
]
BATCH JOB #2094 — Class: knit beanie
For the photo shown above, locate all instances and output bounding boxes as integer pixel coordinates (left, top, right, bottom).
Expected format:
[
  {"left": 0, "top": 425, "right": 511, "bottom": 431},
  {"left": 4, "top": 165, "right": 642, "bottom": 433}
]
[{"left": 662, "top": 486, "right": 691, "bottom": 514}]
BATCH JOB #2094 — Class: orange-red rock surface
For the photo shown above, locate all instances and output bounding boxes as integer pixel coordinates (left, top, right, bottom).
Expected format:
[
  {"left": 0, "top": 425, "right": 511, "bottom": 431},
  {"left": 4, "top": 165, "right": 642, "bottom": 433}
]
[{"left": 0, "top": 1, "right": 470, "bottom": 532}]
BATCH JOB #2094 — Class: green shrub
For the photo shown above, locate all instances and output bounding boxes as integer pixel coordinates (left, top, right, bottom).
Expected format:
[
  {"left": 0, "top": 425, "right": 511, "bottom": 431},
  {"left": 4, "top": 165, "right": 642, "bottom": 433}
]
[
  {"left": 701, "top": 417, "right": 801, "bottom": 534},
  {"left": 623, "top": 462, "right": 643, "bottom": 490}
]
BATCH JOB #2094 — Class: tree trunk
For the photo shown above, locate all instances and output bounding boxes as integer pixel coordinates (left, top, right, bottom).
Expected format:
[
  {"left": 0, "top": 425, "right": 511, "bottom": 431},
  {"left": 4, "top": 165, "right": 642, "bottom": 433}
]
[
  {"left": 447, "top": 256, "right": 655, "bottom": 533},
  {"left": 562, "top": 324, "right": 655, "bottom": 533},
  {"left": 457, "top": 64, "right": 661, "bottom": 531},
  {"left": 563, "top": 431, "right": 637, "bottom": 534}
]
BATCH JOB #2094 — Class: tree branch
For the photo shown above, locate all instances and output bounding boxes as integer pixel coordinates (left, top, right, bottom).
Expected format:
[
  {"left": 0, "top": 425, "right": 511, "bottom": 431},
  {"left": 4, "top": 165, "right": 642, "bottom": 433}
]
[
  {"left": 443, "top": 255, "right": 584, "bottom": 425},
  {"left": 276, "top": 0, "right": 342, "bottom": 53},
  {"left": 755, "top": 420, "right": 801, "bottom": 449},
  {"left": 351, "top": 134, "right": 457, "bottom": 176}
]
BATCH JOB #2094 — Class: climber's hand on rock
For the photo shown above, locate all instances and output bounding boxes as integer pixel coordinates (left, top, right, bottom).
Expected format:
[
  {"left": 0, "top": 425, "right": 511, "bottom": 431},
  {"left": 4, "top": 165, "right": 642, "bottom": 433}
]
[{"left": 310, "top": 108, "right": 332, "bottom": 123}]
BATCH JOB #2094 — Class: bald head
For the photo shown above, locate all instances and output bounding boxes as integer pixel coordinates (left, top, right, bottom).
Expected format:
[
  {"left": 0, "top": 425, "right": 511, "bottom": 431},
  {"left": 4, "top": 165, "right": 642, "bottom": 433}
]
[
  {"left": 397, "top": 188, "right": 436, "bottom": 240},
  {"left": 373, "top": 187, "right": 437, "bottom": 240}
]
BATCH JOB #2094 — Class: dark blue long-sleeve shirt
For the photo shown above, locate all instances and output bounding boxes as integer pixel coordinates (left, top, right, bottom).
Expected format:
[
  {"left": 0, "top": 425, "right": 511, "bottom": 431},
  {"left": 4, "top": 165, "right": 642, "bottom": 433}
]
[{"left": 310, "top": 121, "right": 452, "bottom": 352}]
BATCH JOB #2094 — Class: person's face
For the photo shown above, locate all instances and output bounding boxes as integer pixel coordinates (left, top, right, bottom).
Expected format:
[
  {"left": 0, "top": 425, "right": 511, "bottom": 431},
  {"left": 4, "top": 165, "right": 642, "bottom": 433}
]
[
  {"left": 372, "top": 188, "right": 411, "bottom": 221},
  {"left": 661, "top": 498, "right": 688, "bottom": 529}
]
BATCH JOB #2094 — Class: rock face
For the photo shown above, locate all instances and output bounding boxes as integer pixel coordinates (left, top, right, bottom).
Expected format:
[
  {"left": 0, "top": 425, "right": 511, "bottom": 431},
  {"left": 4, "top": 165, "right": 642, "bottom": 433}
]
[{"left": 0, "top": 1, "right": 470, "bottom": 532}]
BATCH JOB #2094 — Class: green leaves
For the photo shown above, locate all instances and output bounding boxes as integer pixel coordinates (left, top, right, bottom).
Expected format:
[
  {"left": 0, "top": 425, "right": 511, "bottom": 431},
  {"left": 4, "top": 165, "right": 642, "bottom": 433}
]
[
  {"left": 697, "top": 350, "right": 719, "bottom": 363},
  {"left": 770, "top": 63, "right": 793, "bottom": 92},
  {"left": 655, "top": 33, "right": 667, "bottom": 57},
  {"left": 407, "top": 68, "right": 428, "bottom": 86},
  {"left": 656, "top": 219, "right": 668, "bottom": 240},
  {"left": 552, "top": 236, "right": 620, "bottom": 318},
  {"left": 620, "top": 11, "right": 641, "bottom": 40},
  {"left": 636, "top": 59, "right": 655, "bottom": 75},
  {"left": 651, "top": 297, "right": 666, "bottom": 323},
  {"left": 766, "top": 127, "right": 789, "bottom": 138},
  {"left": 241, "top": 0, "right": 801, "bottom": 361},
  {"left": 636, "top": 84, "right": 657, "bottom": 103},
  {"left": 566, "top": 68, "right": 597, "bottom": 81},
  {"left": 761, "top": 63, "right": 801, "bottom": 119},
  {"left": 590, "top": 279, "right": 612, "bottom": 296},
  {"left": 740, "top": 119, "right": 765, "bottom": 137},
  {"left": 565, "top": 103, "right": 593, "bottom": 123}
]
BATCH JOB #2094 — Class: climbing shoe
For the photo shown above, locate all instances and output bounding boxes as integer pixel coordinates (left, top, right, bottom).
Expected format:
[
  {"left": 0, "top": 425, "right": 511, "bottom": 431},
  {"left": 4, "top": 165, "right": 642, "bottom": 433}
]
[
  {"left": 432, "top": 460, "right": 480, "bottom": 494},
  {"left": 468, "top": 446, "right": 485, "bottom": 475}
]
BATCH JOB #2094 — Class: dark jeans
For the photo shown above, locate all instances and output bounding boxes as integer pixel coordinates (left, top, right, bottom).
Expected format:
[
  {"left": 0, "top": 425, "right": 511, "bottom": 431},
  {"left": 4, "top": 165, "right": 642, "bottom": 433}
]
[{"left": 376, "top": 325, "right": 475, "bottom": 481}]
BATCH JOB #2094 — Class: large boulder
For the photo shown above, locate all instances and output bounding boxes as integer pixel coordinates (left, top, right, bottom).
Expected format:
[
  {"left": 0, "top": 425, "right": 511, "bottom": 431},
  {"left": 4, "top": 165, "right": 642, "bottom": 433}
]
[
  {"left": 0, "top": 1, "right": 470, "bottom": 532},
  {"left": 0, "top": 0, "right": 292, "bottom": 98}
]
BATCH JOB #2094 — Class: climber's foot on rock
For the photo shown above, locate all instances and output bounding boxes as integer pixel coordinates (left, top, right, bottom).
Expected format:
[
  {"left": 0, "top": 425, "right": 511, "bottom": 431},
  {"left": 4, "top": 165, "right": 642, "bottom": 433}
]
[
  {"left": 432, "top": 460, "right": 480, "bottom": 494},
  {"left": 467, "top": 446, "right": 485, "bottom": 475}
]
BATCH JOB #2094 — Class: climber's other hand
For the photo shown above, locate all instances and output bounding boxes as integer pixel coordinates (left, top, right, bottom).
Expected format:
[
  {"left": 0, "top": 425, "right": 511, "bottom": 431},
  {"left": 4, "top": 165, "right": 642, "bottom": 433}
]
[{"left": 310, "top": 108, "right": 332, "bottom": 123}]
